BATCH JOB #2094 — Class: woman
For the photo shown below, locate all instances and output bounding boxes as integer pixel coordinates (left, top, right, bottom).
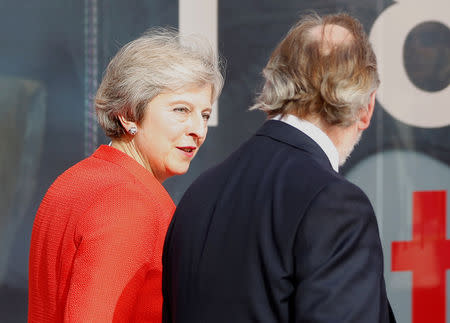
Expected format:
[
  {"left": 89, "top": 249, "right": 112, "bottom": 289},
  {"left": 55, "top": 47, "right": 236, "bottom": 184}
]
[{"left": 28, "top": 28, "right": 223, "bottom": 322}]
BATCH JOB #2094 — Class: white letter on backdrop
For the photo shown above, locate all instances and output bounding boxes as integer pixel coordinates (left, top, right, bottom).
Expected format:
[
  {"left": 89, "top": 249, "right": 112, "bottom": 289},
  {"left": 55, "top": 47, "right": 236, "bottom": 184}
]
[
  {"left": 179, "top": 0, "right": 219, "bottom": 126},
  {"left": 369, "top": 0, "right": 450, "bottom": 128}
]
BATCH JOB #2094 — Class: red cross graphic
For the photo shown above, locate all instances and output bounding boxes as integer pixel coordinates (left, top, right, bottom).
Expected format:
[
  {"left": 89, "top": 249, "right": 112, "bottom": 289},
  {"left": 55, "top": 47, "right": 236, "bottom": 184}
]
[{"left": 392, "top": 190, "right": 449, "bottom": 323}]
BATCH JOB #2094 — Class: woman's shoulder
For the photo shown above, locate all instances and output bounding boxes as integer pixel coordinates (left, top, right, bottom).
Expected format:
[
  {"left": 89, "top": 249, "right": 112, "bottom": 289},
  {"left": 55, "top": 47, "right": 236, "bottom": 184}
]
[
  {"left": 42, "top": 153, "right": 174, "bottom": 221},
  {"left": 41, "top": 155, "right": 139, "bottom": 215},
  {"left": 49, "top": 155, "right": 131, "bottom": 193}
]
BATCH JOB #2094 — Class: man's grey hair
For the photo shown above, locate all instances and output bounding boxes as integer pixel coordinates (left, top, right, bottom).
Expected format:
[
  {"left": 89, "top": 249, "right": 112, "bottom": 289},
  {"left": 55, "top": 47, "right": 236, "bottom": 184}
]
[{"left": 251, "top": 13, "right": 379, "bottom": 127}]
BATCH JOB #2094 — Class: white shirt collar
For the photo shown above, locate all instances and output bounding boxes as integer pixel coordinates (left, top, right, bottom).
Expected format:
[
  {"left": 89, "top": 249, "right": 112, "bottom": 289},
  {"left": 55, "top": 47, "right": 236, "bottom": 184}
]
[{"left": 272, "top": 114, "right": 339, "bottom": 172}]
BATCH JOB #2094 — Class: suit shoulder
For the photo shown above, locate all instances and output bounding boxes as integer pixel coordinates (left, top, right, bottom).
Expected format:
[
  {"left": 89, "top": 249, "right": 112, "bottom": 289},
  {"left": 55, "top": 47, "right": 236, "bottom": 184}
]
[
  {"left": 306, "top": 177, "right": 376, "bottom": 226},
  {"left": 277, "top": 151, "right": 337, "bottom": 191},
  {"left": 319, "top": 178, "right": 372, "bottom": 205}
]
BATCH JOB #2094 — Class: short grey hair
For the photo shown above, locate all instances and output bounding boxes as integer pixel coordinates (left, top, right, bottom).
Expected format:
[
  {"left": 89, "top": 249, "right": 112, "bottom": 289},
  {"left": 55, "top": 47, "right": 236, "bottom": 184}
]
[
  {"left": 251, "top": 13, "right": 379, "bottom": 127},
  {"left": 96, "top": 27, "right": 224, "bottom": 138}
]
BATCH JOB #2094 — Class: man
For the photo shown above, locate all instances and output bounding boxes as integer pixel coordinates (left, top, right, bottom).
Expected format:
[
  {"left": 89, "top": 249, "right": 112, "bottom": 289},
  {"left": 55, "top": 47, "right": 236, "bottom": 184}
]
[{"left": 163, "top": 13, "right": 396, "bottom": 323}]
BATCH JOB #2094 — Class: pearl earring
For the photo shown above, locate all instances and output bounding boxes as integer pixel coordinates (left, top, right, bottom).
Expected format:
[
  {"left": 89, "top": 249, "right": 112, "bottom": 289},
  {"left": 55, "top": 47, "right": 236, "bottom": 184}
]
[{"left": 129, "top": 126, "right": 137, "bottom": 135}]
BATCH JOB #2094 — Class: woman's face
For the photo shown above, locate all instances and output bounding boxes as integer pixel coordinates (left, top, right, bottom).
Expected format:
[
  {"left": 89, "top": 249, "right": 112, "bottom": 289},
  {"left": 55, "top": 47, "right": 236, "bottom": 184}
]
[{"left": 134, "top": 84, "right": 212, "bottom": 182}]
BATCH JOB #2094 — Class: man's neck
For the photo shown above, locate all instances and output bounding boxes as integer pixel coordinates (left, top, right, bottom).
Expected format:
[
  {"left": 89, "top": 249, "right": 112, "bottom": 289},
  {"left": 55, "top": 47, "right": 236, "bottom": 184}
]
[
  {"left": 300, "top": 115, "right": 341, "bottom": 148},
  {"left": 288, "top": 113, "right": 359, "bottom": 168}
]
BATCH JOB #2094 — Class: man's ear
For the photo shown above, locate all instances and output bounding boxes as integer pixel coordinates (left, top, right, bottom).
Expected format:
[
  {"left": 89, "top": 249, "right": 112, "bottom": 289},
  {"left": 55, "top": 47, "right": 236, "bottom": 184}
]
[
  {"left": 358, "top": 90, "right": 376, "bottom": 130},
  {"left": 118, "top": 115, "right": 137, "bottom": 133}
]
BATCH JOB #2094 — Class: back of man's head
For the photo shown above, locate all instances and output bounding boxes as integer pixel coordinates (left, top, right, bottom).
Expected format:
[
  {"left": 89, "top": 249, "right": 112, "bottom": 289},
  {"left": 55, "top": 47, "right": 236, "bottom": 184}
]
[{"left": 251, "top": 13, "right": 379, "bottom": 127}]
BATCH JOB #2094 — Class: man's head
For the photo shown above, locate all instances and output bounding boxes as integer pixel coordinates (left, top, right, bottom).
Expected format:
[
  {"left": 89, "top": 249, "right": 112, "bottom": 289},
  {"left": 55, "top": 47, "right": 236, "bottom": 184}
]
[{"left": 252, "top": 13, "right": 379, "bottom": 165}]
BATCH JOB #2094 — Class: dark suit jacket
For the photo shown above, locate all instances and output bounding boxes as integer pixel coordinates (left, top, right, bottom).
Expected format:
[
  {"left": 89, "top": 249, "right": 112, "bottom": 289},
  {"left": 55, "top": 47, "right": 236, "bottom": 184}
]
[{"left": 163, "top": 120, "right": 396, "bottom": 323}]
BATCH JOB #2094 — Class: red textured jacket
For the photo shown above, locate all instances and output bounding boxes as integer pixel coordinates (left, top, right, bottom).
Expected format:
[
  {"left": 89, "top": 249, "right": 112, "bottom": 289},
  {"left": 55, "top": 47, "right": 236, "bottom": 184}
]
[{"left": 28, "top": 145, "right": 175, "bottom": 322}]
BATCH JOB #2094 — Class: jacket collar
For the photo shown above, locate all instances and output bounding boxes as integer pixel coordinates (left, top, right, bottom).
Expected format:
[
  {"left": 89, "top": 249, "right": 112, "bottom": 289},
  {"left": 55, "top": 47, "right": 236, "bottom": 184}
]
[
  {"left": 255, "top": 120, "right": 336, "bottom": 172},
  {"left": 92, "top": 145, "right": 174, "bottom": 206}
]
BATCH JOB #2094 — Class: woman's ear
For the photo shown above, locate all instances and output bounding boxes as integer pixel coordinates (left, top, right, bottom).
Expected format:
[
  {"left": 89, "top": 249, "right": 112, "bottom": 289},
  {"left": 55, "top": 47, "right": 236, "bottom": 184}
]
[
  {"left": 357, "top": 91, "right": 376, "bottom": 131},
  {"left": 118, "top": 115, "right": 138, "bottom": 135}
]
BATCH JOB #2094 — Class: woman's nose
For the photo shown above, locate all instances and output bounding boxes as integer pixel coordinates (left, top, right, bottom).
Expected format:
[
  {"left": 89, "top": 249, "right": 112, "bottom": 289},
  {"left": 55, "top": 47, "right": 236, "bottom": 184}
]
[{"left": 188, "top": 114, "right": 207, "bottom": 140}]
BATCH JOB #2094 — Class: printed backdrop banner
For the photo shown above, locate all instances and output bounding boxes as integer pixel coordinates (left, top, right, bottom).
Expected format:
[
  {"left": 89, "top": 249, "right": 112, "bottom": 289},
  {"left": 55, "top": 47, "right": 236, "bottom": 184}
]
[{"left": 0, "top": 0, "right": 448, "bottom": 322}]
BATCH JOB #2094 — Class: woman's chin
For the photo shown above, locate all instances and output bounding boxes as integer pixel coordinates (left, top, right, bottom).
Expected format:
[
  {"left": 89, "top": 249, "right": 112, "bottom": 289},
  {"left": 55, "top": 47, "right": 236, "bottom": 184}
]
[{"left": 167, "top": 166, "right": 190, "bottom": 178}]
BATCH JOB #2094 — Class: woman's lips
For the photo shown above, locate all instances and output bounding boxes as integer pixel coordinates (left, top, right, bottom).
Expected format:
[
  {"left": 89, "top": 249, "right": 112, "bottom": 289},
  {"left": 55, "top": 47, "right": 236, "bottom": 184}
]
[{"left": 176, "top": 146, "right": 197, "bottom": 157}]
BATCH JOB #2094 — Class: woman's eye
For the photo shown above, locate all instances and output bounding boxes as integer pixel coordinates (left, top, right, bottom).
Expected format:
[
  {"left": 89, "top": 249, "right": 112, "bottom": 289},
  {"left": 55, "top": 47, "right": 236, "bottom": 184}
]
[
  {"left": 174, "top": 106, "right": 190, "bottom": 113},
  {"left": 202, "top": 113, "right": 211, "bottom": 121}
]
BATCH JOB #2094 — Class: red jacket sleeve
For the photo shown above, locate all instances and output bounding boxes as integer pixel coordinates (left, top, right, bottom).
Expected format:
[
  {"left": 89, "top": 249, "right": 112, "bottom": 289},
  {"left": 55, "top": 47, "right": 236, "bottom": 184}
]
[{"left": 64, "top": 183, "right": 166, "bottom": 322}]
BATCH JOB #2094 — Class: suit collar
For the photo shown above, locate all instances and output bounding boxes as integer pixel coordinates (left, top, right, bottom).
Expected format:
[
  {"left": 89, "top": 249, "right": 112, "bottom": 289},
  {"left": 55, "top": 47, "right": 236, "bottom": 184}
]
[
  {"left": 273, "top": 115, "right": 339, "bottom": 172},
  {"left": 255, "top": 120, "right": 336, "bottom": 172}
]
